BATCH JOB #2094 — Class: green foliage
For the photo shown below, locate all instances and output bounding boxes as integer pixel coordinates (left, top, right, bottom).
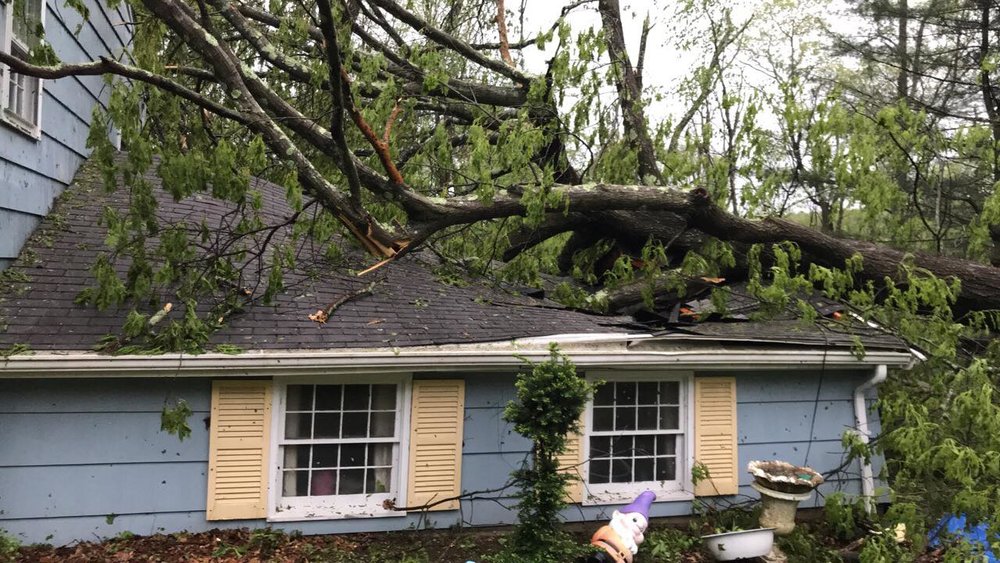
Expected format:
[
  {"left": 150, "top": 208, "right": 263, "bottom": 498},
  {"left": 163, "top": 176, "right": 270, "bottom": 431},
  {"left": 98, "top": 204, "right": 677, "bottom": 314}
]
[
  {"left": 0, "top": 530, "right": 19, "bottom": 563},
  {"left": 775, "top": 526, "right": 842, "bottom": 563},
  {"left": 823, "top": 492, "right": 868, "bottom": 541},
  {"left": 498, "top": 345, "right": 593, "bottom": 563},
  {"left": 691, "top": 504, "right": 759, "bottom": 534},
  {"left": 106, "top": 530, "right": 137, "bottom": 553},
  {"left": 210, "top": 541, "right": 247, "bottom": 558},
  {"left": 160, "top": 399, "right": 193, "bottom": 441},
  {"left": 858, "top": 529, "right": 912, "bottom": 563},
  {"left": 247, "top": 528, "right": 285, "bottom": 559},
  {"left": 0, "top": 343, "right": 31, "bottom": 358},
  {"left": 643, "top": 528, "right": 701, "bottom": 561},
  {"left": 214, "top": 344, "right": 243, "bottom": 355}
]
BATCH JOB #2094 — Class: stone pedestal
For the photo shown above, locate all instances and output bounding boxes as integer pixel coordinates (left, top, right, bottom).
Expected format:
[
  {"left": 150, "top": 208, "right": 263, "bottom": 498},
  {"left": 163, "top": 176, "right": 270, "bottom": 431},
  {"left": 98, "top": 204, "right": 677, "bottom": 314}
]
[{"left": 751, "top": 481, "right": 813, "bottom": 536}]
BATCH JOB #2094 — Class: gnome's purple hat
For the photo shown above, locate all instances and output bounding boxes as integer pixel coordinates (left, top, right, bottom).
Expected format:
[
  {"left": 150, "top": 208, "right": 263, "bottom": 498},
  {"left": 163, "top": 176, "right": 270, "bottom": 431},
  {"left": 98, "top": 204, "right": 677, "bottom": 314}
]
[{"left": 619, "top": 490, "right": 656, "bottom": 519}]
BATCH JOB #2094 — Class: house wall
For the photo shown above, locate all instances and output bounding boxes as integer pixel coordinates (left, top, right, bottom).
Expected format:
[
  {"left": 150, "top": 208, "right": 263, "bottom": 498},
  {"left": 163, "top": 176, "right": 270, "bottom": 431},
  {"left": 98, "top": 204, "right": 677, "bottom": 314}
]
[
  {"left": 0, "top": 369, "right": 883, "bottom": 545},
  {"left": 0, "top": 0, "right": 130, "bottom": 269}
]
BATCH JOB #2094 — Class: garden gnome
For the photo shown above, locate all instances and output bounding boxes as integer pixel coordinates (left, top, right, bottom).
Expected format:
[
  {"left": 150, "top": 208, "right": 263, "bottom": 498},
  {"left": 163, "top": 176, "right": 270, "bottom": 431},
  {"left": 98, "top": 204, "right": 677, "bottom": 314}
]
[{"left": 587, "top": 491, "right": 655, "bottom": 563}]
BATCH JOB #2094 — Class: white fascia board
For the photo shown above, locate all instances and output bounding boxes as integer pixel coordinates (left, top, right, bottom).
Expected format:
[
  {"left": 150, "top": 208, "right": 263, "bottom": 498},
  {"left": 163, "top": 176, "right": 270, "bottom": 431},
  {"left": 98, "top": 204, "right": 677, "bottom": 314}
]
[{"left": 0, "top": 346, "right": 915, "bottom": 378}]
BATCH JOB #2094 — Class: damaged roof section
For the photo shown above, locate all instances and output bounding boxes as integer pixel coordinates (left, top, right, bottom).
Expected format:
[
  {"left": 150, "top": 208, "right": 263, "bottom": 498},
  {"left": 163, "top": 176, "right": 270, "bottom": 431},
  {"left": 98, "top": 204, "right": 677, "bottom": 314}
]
[
  {"left": 0, "top": 156, "right": 908, "bottom": 355},
  {"left": 0, "top": 158, "right": 633, "bottom": 352},
  {"left": 640, "top": 282, "right": 908, "bottom": 351}
]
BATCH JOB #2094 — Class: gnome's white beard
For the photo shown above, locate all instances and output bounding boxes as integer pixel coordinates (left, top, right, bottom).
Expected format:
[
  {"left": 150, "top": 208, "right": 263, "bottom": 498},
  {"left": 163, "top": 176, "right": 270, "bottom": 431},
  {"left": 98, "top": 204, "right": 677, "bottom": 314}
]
[{"left": 608, "top": 510, "right": 648, "bottom": 555}]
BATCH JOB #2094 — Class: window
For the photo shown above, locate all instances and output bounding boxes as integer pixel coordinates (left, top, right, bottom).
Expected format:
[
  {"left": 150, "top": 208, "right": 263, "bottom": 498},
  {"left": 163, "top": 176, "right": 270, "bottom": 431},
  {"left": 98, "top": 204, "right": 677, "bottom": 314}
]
[
  {"left": 271, "top": 376, "right": 410, "bottom": 519},
  {"left": 0, "top": 0, "right": 43, "bottom": 136},
  {"left": 583, "top": 373, "right": 692, "bottom": 504}
]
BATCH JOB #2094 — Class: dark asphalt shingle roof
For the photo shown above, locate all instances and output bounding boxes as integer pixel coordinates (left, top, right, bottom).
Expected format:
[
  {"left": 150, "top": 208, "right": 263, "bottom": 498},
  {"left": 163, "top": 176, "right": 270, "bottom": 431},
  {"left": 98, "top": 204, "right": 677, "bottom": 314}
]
[
  {"left": 0, "top": 157, "right": 632, "bottom": 352},
  {"left": 651, "top": 283, "right": 908, "bottom": 350},
  {"left": 654, "top": 319, "right": 905, "bottom": 349},
  {"left": 0, "top": 156, "right": 910, "bottom": 355}
]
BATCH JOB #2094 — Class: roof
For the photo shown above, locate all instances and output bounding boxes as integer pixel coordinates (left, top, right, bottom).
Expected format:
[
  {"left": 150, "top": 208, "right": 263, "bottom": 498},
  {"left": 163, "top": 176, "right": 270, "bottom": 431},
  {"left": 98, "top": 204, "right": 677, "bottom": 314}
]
[
  {"left": 0, "top": 157, "right": 632, "bottom": 352},
  {"left": 649, "top": 283, "right": 908, "bottom": 351},
  {"left": 0, "top": 155, "right": 910, "bottom": 357}
]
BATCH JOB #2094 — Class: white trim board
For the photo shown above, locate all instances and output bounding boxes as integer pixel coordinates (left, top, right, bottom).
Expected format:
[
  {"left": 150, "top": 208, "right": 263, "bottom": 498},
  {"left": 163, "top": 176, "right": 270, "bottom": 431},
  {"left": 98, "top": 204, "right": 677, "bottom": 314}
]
[{"left": 0, "top": 347, "right": 914, "bottom": 378}]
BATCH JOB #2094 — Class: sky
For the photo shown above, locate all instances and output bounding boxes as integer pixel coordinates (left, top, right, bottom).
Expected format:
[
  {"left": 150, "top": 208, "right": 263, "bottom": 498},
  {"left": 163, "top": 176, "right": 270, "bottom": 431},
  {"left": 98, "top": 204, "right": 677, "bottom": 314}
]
[{"left": 505, "top": 0, "right": 848, "bottom": 130}]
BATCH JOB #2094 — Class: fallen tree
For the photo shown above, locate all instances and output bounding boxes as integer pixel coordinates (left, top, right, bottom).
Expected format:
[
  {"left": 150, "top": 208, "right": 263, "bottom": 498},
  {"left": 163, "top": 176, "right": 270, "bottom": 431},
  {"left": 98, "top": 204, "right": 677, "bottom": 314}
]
[
  {"left": 6, "top": 0, "right": 1000, "bottom": 548},
  {"left": 3, "top": 0, "right": 999, "bottom": 317}
]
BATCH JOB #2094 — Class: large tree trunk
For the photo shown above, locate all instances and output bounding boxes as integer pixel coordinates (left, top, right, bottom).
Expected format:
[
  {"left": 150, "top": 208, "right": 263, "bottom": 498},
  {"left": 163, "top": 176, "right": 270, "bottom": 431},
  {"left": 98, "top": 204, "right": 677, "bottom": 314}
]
[
  {"left": 501, "top": 188, "right": 1000, "bottom": 315},
  {"left": 598, "top": 0, "right": 664, "bottom": 185},
  {"left": 897, "top": 0, "right": 909, "bottom": 101}
]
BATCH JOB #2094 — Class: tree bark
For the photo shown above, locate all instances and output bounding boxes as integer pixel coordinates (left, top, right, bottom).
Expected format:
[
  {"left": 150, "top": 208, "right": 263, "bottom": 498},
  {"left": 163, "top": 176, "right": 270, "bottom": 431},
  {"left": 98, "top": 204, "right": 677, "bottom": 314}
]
[
  {"left": 495, "top": 188, "right": 1000, "bottom": 314},
  {"left": 897, "top": 0, "right": 909, "bottom": 101},
  {"left": 598, "top": 0, "right": 664, "bottom": 185}
]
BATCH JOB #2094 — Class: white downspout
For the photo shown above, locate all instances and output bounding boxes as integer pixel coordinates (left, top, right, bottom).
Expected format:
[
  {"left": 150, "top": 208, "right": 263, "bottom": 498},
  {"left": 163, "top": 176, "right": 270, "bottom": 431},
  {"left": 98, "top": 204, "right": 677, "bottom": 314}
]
[{"left": 854, "top": 364, "right": 888, "bottom": 514}]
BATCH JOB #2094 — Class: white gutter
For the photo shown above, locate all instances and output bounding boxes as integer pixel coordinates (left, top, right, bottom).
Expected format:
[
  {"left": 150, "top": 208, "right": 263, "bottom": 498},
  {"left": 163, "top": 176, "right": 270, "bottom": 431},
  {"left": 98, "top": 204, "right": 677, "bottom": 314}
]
[
  {"left": 853, "top": 364, "right": 888, "bottom": 514},
  {"left": 0, "top": 347, "right": 915, "bottom": 378}
]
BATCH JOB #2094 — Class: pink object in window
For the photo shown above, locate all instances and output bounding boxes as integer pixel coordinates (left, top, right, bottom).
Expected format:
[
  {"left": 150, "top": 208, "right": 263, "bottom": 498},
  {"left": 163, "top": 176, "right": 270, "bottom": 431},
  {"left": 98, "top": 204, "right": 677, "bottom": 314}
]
[{"left": 311, "top": 470, "right": 336, "bottom": 496}]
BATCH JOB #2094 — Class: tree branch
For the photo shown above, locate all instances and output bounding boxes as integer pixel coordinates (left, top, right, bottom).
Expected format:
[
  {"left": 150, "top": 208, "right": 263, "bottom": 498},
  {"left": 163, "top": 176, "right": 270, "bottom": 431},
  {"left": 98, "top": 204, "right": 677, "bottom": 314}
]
[
  {"left": 495, "top": 0, "right": 515, "bottom": 67},
  {"left": 0, "top": 53, "right": 249, "bottom": 124},
  {"left": 315, "top": 0, "right": 365, "bottom": 204},
  {"left": 597, "top": 0, "right": 664, "bottom": 184},
  {"left": 367, "top": 0, "right": 531, "bottom": 85},
  {"left": 340, "top": 67, "right": 405, "bottom": 185},
  {"left": 142, "top": 0, "right": 399, "bottom": 256}
]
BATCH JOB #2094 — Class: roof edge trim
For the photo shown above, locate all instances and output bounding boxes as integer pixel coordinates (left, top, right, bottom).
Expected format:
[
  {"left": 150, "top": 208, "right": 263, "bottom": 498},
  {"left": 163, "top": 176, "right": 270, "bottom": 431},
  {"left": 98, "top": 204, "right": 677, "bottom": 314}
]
[{"left": 0, "top": 348, "right": 915, "bottom": 378}]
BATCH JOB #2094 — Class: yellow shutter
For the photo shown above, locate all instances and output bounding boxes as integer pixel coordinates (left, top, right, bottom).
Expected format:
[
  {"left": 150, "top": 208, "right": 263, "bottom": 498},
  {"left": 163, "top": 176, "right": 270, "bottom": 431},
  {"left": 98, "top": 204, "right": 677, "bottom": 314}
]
[
  {"left": 694, "top": 377, "right": 739, "bottom": 496},
  {"left": 557, "top": 416, "right": 585, "bottom": 503},
  {"left": 407, "top": 379, "right": 465, "bottom": 511},
  {"left": 206, "top": 380, "right": 272, "bottom": 520}
]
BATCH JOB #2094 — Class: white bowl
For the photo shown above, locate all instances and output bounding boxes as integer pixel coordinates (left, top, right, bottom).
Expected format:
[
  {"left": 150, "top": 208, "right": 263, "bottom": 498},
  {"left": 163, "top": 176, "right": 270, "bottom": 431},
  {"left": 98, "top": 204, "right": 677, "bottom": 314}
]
[{"left": 701, "top": 527, "right": 776, "bottom": 561}]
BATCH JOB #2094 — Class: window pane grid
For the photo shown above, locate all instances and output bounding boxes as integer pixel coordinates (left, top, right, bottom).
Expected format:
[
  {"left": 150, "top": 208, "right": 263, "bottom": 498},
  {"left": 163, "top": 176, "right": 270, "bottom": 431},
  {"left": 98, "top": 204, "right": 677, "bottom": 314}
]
[
  {"left": 280, "top": 383, "right": 399, "bottom": 499},
  {"left": 4, "top": 42, "right": 39, "bottom": 127},
  {"left": 588, "top": 379, "right": 684, "bottom": 486},
  {"left": 281, "top": 443, "right": 394, "bottom": 497},
  {"left": 11, "top": 0, "right": 42, "bottom": 47},
  {"left": 282, "top": 383, "right": 397, "bottom": 441},
  {"left": 591, "top": 381, "right": 681, "bottom": 432}
]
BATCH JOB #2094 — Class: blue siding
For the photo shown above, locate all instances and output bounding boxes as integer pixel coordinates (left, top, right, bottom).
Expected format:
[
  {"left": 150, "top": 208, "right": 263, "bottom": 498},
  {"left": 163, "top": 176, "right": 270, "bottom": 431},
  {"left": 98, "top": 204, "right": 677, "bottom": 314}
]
[
  {"left": 0, "top": 370, "right": 884, "bottom": 545},
  {"left": 0, "top": 0, "right": 129, "bottom": 266}
]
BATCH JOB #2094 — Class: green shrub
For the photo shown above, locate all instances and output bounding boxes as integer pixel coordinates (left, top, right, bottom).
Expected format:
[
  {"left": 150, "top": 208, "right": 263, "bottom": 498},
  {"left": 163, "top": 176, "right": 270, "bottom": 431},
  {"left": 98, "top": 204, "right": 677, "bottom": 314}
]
[
  {"left": 0, "top": 531, "right": 18, "bottom": 563},
  {"left": 776, "top": 526, "right": 842, "bottom": 563},
  {"left": 823, "top": 492, "right": 870, "bottom": 541},
  {"left": 495, "top": 344, "right": 595, "bottom": 563},
  {"left": 643, "top": 527, "right": 701, "bottom": 561}
]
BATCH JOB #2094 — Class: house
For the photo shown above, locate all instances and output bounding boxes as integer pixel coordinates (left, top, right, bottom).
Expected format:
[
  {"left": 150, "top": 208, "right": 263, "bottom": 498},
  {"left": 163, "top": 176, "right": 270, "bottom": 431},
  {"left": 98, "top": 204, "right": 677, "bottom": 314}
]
[
  {"left": 0, "top": 157, "right": 914, "bottom": 545},
  {"left": 0, "top": 0, "right": 130, "bottom": 269}
]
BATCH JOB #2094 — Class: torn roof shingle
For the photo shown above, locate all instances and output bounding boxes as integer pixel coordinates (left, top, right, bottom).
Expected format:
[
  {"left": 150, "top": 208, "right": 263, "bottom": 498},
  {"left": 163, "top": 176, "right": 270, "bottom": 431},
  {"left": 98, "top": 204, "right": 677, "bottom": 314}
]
[{"left": 0, "top": 157, "right": 633, "bottom": 352}]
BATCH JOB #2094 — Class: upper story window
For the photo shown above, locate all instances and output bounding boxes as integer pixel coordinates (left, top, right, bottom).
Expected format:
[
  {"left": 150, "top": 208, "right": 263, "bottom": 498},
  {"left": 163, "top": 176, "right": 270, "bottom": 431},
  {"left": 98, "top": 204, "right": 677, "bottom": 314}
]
[
  {"left": 271, "top": 376, "right": 410, "bottom": 520},
  {"left": 583, "top": 373, "right": 692, "bottom": 504},
  {"left": 0, "top": 0, "right": 44, "bottom": 137}
]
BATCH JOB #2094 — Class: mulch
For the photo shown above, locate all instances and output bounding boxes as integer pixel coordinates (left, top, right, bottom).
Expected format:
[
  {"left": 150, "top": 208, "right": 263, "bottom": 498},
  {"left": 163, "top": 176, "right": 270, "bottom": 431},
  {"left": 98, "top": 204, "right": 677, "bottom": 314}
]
[
  {"left": 13, "top": 525, "right": 952, "bottom": 562},
  {"left": 15, "top": 527, "right": 507, "bottom": 563}
]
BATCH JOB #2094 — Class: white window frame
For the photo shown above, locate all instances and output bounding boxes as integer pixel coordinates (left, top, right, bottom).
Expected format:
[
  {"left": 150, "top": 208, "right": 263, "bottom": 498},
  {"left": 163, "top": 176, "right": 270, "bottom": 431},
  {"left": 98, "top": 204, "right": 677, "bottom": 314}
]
[
  {"left": 0, "top": 0, "right": 44, "bottom": 139},
  {"left": 267, "top": 373, "right": 411, "bottom": 522},
  {"left": 582, "top": 370, "right": 695, "bottom": 505}
]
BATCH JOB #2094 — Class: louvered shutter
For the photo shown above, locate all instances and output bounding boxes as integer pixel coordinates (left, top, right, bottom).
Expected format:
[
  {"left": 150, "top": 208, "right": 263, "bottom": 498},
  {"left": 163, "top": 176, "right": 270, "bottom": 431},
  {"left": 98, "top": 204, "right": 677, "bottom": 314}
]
[
  {"left": 556, "top": 416, "right": 585, "bottom": 503},
  {"left": 694, "top": 377, "right": 739, "bottom": 496},
  {"left": 206, "top": 380, "right": 272, "bottom": 520},
  {"left": 406, "top": 379, "right": 465, "bottom": 511}
]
